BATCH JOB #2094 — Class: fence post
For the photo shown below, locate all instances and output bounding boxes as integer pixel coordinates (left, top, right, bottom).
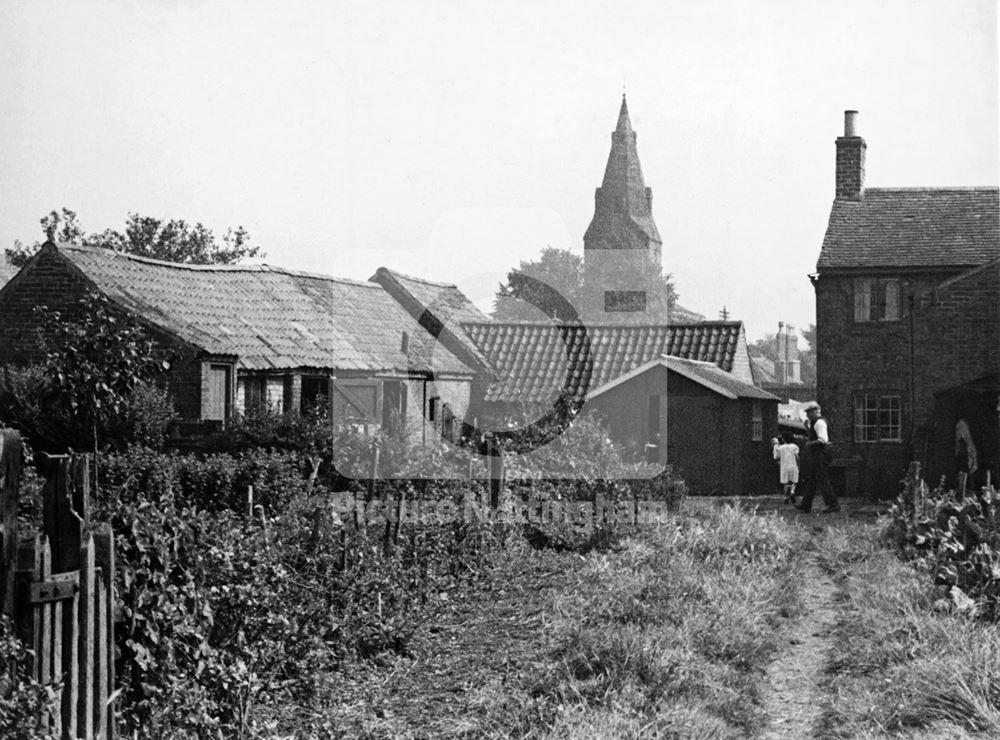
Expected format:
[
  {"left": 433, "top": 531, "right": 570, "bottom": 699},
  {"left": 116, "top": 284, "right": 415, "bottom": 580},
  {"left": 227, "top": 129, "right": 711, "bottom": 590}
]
[
  {"left": 489, "top": 440, "right": 504, "bottom": 509},
  {"left": 906, "top": 461, "right": 922, "bottom": 528},
  {"left": 78, "top": 534, "right": 96, "bottom": 740},
  {"left": 36, "top": 536, "right": 54, "bottom": 732},
  {"left": 93, "top": 522, "right": 116, "bottom": 740},
  {"left": 0, "top": 428, "right": 22, "bottom": 618}
]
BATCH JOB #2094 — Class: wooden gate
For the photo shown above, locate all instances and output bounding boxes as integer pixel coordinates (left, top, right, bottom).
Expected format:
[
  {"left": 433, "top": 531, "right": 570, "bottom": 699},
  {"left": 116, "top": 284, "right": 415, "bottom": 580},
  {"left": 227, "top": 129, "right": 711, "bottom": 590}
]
[{"left": 0, "top": 429, "right": 116, "bottom": 739}]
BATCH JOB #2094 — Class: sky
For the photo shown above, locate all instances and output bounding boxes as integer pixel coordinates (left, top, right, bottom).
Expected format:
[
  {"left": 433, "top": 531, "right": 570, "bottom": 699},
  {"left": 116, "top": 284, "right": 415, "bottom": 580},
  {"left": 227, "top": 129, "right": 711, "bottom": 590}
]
[{"left": 1, "top": 1, "right": 997, "bottom": 345}]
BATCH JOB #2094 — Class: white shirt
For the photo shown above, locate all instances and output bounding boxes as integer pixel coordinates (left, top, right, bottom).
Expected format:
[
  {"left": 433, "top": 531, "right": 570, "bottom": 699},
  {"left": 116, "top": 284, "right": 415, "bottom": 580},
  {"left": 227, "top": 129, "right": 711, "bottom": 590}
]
[{"left": 811, "top": 417, "right": 829, "bottom": 444}]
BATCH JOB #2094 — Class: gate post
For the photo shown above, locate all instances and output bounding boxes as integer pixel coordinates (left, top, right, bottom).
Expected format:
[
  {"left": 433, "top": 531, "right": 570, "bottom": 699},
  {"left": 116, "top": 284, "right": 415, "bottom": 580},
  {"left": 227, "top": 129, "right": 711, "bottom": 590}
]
[{"left": 1, "top": 428, "right": 22, "bottom": 618}]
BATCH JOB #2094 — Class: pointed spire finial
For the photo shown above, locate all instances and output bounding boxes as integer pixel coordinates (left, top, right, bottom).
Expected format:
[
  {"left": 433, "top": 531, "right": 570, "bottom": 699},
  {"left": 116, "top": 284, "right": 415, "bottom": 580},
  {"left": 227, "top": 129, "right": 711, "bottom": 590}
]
[{"left": 616, "top": 94, "right": 632, "bottom": 134}]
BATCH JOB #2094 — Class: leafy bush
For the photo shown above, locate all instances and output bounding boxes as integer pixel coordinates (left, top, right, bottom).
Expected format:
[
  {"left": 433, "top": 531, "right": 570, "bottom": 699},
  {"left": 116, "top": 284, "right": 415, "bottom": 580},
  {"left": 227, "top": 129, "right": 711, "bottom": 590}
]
[
  {"left": 0, "top": 364, "right": 174, "bottom": 453},
  {"left": 0, "top": 365, "right": 72, "bottom": 452},
  {"left": 0, "top": 615, "right": 58, "bottom": 740},
  {"left": 109, "top": 384, "right": 176, "bottom": 450},
  {"left": 889, "top": 477, "right": 1000, "bottom": 619},
  {"left": 90, "top": 443, "right": 514, "bottom": 736},
  {"left": 97, "top": 448, "right": 315, "bottom": 513}
]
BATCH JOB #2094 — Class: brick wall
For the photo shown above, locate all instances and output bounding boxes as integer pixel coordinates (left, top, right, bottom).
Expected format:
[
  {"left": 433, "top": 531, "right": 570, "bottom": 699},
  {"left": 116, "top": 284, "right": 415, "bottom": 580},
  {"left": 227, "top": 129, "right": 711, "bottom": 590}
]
[
  {"left": 0, "top": 247, "right": 207, "bottom": 421},
  {"left": 0, "top": 247, "right": 93, "bottom": 364},
  {"left": 816, "top": 264, "right": 1000, "bottom": 496}
]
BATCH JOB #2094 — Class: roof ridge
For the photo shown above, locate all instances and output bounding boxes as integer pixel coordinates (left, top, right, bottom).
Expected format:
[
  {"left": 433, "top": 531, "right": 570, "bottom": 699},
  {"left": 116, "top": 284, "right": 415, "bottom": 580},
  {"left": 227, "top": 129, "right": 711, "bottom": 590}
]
[
  {"left": 57, "top": 242, "right": 380, "bottom": 287},
  {"left": 374, "top": 266, "right": 460, "bottom": 289},
  {"left": 864, "top": 186, "right": 1000, "bottom": 193},
  {"left": 461, "top": 320, "right": 742, "bottom": 329},
  {"left": 934, "top": 256, "right": 1000, "bottom": 292}
]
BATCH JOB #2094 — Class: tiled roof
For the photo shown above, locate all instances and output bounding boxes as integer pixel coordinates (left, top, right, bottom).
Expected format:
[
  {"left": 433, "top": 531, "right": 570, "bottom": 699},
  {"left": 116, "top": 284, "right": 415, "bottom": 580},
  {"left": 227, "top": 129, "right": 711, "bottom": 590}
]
[
  {"left": 818, "top": 188, "right": 1000, "bottom": 270},
  {"left": 751, "top": 355, "right": 777, "bottom": 384},
  {"left": 589, "top": 356, "right": 779, "bottom": 401},
  {"left": 461, "top": 321, "right": 748, "bottom": 403},
  {"left": 670, "top": 302, "right": 706, "bottom": 323},
  {"left": 370, "top": 267, "right": 491, "bottom": 370},
  {"left": 56, "top": 244, "right": 472, "bottom": 375}
]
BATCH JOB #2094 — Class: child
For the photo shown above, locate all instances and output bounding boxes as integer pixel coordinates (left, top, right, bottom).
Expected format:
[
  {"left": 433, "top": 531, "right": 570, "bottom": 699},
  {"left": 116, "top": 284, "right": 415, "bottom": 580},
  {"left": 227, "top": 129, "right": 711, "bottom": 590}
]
[{"left": 772, "top": 432, "right": 800, "bottom": 504}]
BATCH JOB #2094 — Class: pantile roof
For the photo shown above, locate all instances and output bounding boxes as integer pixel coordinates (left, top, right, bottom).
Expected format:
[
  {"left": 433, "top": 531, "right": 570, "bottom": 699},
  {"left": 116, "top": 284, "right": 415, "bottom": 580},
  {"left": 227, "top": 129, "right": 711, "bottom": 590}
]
[
  {"left": 461, "top": 321, "right": 748, "bottom": 403},
  {"left": 53, "top": 244, "right": 472, "bottom": 375},
  {"left": 588, "top": 356, "right": 779, "bottom": 402},
  {"left": 818, "top": 187, "right": 1000, "bottom": 270}
]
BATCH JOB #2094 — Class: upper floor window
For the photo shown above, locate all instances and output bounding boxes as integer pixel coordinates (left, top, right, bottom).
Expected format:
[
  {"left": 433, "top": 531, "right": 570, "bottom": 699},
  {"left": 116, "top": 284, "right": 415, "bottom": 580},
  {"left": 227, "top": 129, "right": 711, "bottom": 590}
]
[
  {"left": 854, "top": 394, "right": 902, "bottom": 442},
  {"left": 854, "top": 278, "right": 900, "bottom": 322}
]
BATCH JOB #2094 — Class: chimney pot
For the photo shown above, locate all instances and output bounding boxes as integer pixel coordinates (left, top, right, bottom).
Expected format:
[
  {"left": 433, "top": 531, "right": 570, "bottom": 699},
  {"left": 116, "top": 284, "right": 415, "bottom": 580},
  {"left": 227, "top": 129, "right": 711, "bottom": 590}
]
[{"left": 844, "top": 110, "right": 859, "bottom": 137}]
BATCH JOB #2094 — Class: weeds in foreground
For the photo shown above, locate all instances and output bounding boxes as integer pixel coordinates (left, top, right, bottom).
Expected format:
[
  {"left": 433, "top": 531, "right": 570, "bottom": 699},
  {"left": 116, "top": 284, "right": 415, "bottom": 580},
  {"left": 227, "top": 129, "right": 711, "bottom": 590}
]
[
  {"left": 816, "top": 521, "right": 1000, "bottom": 739},
  {"left": 319, "top": 503, "right": 807, "bottom": 738}
]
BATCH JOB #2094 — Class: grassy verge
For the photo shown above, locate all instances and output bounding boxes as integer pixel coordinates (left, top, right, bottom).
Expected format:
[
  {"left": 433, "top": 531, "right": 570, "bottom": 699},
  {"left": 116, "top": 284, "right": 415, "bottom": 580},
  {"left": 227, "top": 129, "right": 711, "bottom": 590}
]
[
  {"left": 816, "top": 523, "right": 1000, "bottom": 739},
  {"left": 296, "top": 501, "right": 807, "bottom": 739}
]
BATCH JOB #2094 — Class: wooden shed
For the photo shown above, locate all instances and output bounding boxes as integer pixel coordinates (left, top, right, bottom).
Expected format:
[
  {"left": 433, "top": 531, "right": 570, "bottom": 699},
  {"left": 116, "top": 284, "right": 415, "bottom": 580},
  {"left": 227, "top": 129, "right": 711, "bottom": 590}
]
[{"left": 586, "top": 356, "right": 780, "bottom": 496}]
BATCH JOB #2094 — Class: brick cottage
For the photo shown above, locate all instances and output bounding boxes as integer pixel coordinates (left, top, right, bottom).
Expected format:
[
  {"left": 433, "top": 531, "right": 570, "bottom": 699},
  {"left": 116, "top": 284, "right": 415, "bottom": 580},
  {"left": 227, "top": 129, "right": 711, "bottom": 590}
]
[{"left": 813, "top": 111, "right": 1000, "bottom": 497}]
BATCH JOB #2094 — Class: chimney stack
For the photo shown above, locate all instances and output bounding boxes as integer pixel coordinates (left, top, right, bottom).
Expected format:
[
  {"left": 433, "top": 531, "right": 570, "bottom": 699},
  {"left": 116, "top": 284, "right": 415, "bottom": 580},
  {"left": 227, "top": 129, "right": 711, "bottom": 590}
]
[{"left": 835, "top": 109, "right": 866, "bottom": 201}]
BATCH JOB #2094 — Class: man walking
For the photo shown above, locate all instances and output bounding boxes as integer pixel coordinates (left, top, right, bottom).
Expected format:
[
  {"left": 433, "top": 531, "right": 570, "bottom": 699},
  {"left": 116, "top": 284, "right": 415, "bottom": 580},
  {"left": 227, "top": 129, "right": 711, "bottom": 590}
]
[{"left": 796, "top": 401, "right": 840, "bottom": 513}]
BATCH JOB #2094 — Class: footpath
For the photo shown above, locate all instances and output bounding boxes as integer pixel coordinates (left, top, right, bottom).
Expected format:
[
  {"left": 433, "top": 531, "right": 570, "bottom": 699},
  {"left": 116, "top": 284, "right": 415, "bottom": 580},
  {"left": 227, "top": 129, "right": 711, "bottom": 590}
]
[{"left": 715, "top": 496, "right": 887, "bottom": 739}]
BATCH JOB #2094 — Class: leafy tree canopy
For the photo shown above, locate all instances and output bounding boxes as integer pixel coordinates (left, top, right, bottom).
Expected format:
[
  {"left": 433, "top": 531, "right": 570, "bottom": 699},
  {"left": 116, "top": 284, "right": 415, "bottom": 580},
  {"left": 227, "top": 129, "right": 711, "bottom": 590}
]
[
  {"left": 6, "top": 207, "right": 264, "bottom": 267},
  {"left": 493, "top": 246, "right": 677, "bottom": 323}
]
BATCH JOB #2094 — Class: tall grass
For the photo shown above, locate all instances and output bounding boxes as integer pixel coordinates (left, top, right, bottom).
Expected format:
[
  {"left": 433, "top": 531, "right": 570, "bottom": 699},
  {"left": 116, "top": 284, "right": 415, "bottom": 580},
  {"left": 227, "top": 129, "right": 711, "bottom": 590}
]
[
  {"left": 537, "top": 502, "right": 808, "bottom": 738},
  {"left": 817, "top": 522, "right": 1000, "bottom": 738}
]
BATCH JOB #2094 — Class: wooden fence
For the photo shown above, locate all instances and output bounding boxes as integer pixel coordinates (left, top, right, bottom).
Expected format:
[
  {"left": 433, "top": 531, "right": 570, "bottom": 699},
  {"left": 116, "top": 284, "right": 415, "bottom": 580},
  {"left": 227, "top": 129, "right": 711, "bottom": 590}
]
[{"left": 0, "top": 429, "right": 115, "bottom": 739}]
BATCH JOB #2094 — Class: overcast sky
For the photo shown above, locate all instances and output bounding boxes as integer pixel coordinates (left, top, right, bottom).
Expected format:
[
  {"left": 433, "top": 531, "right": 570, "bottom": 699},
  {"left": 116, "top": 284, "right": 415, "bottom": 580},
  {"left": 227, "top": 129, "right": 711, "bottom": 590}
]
[{"left": 2, "top": 1, "right": 997, "bottom": 343}]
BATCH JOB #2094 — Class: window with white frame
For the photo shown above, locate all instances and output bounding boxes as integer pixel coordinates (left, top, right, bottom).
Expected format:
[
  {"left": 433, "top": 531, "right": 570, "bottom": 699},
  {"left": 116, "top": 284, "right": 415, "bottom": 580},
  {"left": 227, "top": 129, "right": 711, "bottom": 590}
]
[
  {"left": 854, "top": 394, "right": 902, "bottom": 442},
  {"left": 854, "top": 278, "right": 900, "bottom": 322}
]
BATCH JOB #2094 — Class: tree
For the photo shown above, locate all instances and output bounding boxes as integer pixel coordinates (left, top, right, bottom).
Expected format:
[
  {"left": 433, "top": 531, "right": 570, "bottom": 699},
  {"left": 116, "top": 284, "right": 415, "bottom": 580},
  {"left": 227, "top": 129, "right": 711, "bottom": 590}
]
[
  {"left": 6, "top": 208, "right": 264, "bottom": 268},
  {"left": 493, "top": 246, "right": 677, "bottom": 323},
  {"left": 493, "top": 247, "right": 585, "bottom": 320},
  {"left": 36, "top": 291, "right": 172, "bottom": 455}
]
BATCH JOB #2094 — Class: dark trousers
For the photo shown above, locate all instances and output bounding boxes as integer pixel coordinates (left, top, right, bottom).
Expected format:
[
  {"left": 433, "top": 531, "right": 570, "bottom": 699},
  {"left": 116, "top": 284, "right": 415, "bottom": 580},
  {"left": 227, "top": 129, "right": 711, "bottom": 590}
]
[{"left": 799, "top": 450, "right": 837, "bottom": 511}]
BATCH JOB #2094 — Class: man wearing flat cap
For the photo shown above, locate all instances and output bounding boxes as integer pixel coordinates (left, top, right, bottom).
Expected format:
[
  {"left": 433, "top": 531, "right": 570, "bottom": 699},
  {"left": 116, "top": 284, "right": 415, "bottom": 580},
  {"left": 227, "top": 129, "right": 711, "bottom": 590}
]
[{"left": 796, "top": 402, "right": 840, "bottom": 513}]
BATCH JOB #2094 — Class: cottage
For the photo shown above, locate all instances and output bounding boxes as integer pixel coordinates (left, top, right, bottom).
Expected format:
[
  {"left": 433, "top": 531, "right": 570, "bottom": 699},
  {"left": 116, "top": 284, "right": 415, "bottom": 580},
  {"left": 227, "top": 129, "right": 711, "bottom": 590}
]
[
  {"left": 813, "top": 111, "right": 1000, "bottom": 496},
  {"left": 0, "top": 242, "right": 476, "bottom": 444}
]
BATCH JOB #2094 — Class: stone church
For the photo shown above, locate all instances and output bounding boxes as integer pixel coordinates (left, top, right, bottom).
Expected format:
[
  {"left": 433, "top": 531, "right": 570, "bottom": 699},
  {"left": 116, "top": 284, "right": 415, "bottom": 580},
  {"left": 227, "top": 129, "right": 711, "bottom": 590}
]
[{"left": 583, "top": 95, "right": 701, "bottom": 323}]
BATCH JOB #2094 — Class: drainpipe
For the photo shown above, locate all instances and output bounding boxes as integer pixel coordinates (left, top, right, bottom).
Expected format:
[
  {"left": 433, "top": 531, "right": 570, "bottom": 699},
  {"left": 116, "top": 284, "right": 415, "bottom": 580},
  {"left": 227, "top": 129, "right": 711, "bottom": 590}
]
[{"left": 422, "top": 378, "right": 427, "bottom": 447}]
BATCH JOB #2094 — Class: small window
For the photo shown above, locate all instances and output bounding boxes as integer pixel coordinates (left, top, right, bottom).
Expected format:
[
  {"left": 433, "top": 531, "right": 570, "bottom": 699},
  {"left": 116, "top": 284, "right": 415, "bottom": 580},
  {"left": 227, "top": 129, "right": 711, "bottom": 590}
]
[
  {"left": 854, "top": 278, "right": 900, "bottom": 322},
  {"left": 604, "top": 290, "right": 647, "bottom": 313},
  {"left": 243, "top": 376, "right": 266, "bottom": 413},
  {"left": 301, "top": 376, "right": 330, "bottom": 414},
  {"left": 333, "top": 383, "right": 378, "bottom": 424},
  {"left": 751, "top": 401, "right": 763, "bottom": 441},
  {"left": 854, "top": 394, "right": 901, "bottom": 442},
  {"left": 428, "top": 396, "right": 439, "bottom": 423},
  {"left": 266, "top": 377, "right": 285, "bottom": 414}
]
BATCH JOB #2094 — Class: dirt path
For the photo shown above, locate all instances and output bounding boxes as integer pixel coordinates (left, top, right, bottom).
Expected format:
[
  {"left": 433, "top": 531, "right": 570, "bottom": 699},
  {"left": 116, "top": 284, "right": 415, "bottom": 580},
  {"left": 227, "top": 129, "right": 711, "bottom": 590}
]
[{"left": 761, "top": 546, "right": 839, "bottom": 739}]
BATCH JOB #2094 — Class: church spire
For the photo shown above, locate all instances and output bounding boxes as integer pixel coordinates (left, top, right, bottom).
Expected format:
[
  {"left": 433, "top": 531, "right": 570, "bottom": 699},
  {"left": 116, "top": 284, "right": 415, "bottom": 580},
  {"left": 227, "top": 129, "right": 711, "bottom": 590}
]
[
  {"left": 615, "top": 94, "right": 633, "bottom": 134},
  {"left": 583, "top": 95, "right": 662, "bottom": 261}
]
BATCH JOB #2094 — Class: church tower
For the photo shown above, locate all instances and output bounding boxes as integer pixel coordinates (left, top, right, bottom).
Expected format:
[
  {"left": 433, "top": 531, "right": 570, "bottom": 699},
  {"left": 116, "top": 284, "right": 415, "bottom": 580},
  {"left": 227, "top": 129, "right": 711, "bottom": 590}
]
[
  {"left": 583, "top": 95, "right": 662, "bottom": 264},
  {"left": 583, "top": 96, "right": 666, "bottom": 320}
]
